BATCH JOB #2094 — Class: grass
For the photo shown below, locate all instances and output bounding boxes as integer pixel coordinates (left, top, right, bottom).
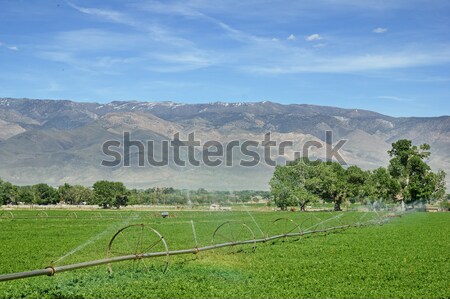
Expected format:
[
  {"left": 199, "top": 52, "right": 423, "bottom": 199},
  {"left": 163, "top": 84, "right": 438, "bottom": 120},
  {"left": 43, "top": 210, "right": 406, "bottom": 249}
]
[{"left": 0, "top": 209, "right": 449, "bottom": 298}]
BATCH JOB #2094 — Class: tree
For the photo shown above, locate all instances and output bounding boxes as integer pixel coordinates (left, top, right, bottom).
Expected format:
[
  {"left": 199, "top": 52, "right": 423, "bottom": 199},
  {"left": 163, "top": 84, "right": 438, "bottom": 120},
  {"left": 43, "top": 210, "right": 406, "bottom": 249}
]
[
  {"left": 302, "top": 160, "right": 348, "bottom": 211},
  {"left": 32, "top": 183, "right": 58, "bottom": 205},
  {"left": 58, "top": 183, "right": 73, "bottom": 204},
  {"left": 345, "top": 165, "right": 369, "bottom": 202},
  {"left": 17, "top": 186, "right": 34, "bottom": 204},
  {"left": 364, "top": 167, "right": 400, "bottom": 202},
  {"left": 93, "top": 181, "right": 129, "bottom": 209},
  {"left": 0, "top": 180, "right": 18, "bottom": 205},
  {"left": 270, "top": 165, "right": 296, "bottom": 210},
  {"left": 388, "top": 140, "right": 445, "bottom": 204},
  {"left": 270, "top": 159, "right": 321, "bottom": 211},
  {"left": 59, "top": 184, "right": 93, "bottom": 205},
  {"left": 432, "top": 170, "right": 447, "bottom": 202}
]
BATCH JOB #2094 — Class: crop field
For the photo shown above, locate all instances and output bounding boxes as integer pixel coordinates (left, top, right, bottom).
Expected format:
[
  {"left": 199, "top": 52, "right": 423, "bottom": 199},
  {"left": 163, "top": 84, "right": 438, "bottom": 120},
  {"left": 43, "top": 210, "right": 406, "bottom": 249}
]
[{"left": 0, "top": 209, "right": 449, "bottom": 298}]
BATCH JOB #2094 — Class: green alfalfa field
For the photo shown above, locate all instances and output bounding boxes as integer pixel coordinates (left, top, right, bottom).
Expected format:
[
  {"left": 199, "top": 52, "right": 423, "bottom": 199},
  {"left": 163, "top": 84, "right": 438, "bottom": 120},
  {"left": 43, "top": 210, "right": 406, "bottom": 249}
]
[{"left": 0, "top": 209, "right": 449, "bottom": 298}]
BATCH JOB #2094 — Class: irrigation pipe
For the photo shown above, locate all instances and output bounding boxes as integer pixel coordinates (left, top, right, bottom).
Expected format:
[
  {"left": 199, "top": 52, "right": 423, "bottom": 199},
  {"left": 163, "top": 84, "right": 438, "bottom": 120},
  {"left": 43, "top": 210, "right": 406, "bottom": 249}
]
[{"left": 0, "top": 212, "right": 403, "bottom": 282}]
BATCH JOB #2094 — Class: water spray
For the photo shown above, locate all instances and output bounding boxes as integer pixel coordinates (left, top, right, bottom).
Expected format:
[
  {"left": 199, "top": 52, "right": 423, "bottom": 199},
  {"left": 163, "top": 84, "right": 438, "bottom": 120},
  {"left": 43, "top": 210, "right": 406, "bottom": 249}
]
[{"left": 0, "top": 209, "right": 407, "bottom": 282}]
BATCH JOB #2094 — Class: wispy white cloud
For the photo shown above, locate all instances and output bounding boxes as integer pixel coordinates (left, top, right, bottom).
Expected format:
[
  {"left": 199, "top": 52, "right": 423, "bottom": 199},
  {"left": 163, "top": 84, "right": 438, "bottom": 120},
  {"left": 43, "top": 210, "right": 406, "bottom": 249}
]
[
  {"left": 151, "top": 52, "right": 214, "bottom": 69},
  {"left": 394, "top": 75, "right": 450, "bottom": 83},
  {"left": 305, "top": 34, "right": 323, "bottom": 41},
  {"left": 133, "top": 1, "right": 269, "bottom": 44},
  {"left": 67, "top": 2, "right": 135, "bottom": 26},
  {"left": 373, "top": 27, "right": 388, "bottom": 34},
  {"left": 50, "top": 29, "right": 144, "bottom": 52},
  {"left": 51, "top": 3, "right": 222, "bottom": 73},
  {"left": 44, "top": 1, "right": 450, "bottom": 78},
  {"left": 243, "top": 50, "right": 450, "bottom": 74},
  {"left": 67, "top": 2, "right": 197, "bottom": 49},
  {"left": 38, "top": 32, "right": 144, "bottom": 75},
  {"left": 375, "top": 95, "right": 411, "bottom": 102},
  {"left": 313, "top": 43, "right": 326, "bottom": 48},
  {"left": 0, "top": 41, "right": 18, "bottom": 51}
]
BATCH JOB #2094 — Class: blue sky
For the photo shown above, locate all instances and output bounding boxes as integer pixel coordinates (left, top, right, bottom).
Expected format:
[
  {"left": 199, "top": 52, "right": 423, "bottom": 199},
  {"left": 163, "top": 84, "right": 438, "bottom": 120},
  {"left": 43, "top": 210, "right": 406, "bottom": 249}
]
[{"left": 1, "top": 0, "right": 449, "bottom": 117}]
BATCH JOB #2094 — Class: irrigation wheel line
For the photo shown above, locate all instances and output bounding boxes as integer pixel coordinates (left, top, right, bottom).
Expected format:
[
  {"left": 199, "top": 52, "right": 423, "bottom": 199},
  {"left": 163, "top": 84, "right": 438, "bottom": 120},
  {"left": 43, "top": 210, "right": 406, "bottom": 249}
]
[
  {"left": 91, "top": 212, "right": 103, "bottom": 219},
  {"left": 211, "top": 221, "right": 257, "bottom": 253},
  {"left": 304, "top": 214, "right": 325, "bottom": 231},
  {"left": 0, "top": 211, "right": 406, "bottom": 282},
  {"left": 266, "top": 218, "right": 302, "bottom": 240},
  {"left": 106, "top": 224, "right": 169, "bottom": 274},
  {"left": 66, "top": 212, "right": 78, "bottom": 219},
  {"left": 36, "top": 211, "right": 48, "bottom": 218},
  {"left": 0, "top": 211, "right": 14, "bottom": 219},
  {"left": 300, "top": 214, "right": 329, "bottom": 232}
]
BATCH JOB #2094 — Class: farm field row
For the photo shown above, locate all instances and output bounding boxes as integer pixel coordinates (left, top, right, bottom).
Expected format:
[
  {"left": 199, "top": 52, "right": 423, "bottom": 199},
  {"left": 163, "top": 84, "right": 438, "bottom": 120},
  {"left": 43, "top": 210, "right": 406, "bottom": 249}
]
[{"left": 0, "top": 210, "right": 449, "bottom": 298}]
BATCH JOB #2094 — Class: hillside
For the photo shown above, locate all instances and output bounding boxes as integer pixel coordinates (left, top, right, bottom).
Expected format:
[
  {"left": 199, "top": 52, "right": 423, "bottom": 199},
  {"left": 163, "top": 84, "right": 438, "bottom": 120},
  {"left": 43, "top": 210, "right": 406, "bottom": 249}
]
[{"left": 0, "top": 98, "right": 448, "bottom": 190}]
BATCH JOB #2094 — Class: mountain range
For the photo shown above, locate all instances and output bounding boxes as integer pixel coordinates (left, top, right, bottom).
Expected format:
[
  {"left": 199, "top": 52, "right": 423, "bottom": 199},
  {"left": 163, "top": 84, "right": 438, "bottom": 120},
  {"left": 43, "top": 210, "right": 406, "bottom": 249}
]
[{"left": 0, "top": 98, "right": 448, "bottom": 190}]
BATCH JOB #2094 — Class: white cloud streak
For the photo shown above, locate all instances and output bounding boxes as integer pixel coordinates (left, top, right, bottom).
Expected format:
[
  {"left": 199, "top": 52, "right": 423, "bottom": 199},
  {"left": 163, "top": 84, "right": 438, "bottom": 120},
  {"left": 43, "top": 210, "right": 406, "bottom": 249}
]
[
  {"left": 133, "top": 1, "right": 269, "bottom": 44},
  {"left": 373, "top": 27, "right": 388, "bottom": 33},
  {"left": 375, "top": 95, "right": 411, "bottom": 102},
  {"left": 287, "top": 34, "right": 296, "bottom": 41},
  {"left": 244, "top": 50, "right": 450, "bottom": 74},
  {"left": 49, "top": 1, "right": 450, "bottom": 77},
  {"left": 305, "top": 34, "right": 323, "bottom": 41},
  {"left": 57, "top": 2, "right": 222, "bottom": 72},
  {"left": 0, "top": 41, "right": 18, "bottom": 51}
]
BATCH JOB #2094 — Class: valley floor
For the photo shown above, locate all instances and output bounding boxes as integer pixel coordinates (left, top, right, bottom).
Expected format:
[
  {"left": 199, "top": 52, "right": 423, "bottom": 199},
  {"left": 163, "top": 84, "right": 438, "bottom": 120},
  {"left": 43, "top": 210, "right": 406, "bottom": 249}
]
[{"left": 0, "top": 210, "right": 448, "bottom": 298}]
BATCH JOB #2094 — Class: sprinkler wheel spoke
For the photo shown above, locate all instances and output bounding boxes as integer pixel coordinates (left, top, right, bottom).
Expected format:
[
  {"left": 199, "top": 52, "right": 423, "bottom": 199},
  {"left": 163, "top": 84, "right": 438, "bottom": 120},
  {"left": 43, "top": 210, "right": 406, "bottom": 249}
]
[{"left": 107, "top": 224, "right": 169, "bottom": 274}]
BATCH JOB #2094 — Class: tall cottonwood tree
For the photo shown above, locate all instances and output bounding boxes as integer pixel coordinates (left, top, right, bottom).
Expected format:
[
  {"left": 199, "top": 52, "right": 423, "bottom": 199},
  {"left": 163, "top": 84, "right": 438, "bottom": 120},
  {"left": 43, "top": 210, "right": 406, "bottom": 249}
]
[{"left": 388, "top": 140, "right": 446, "bottom": 204}]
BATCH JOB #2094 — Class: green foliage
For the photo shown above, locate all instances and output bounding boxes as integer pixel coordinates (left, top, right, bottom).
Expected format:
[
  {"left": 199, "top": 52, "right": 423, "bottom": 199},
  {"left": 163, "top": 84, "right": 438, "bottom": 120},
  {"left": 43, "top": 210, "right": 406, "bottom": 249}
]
[
  {"left": 271, "top": 158, "right": 366, "bottom": 211},
  {"left": 0, "top": 177, "right": 270, "bottom": 208},
  {"left": 0, "top": 179, "right": 18, "bottom": 205},
  {"left": 432, "top": 170, "right": 447, "bottom": 201},
  {"left": 364, "top": 167, "right": 400, "bottom": 201},
  {"left": 270, "top": 160, "right": 319, "bottom": 210},
  {"left": 270, "top": 140, "right": 447, "bottom": 210},
  {"left": 388, "top": 139, "right": 446, "bottom": 203},
  {"left": 345, "top": 165, "right": 369, "bottom": 200},
  {"left": 17, "top": 186, "right": 34, "bottom": 204},
  {"left": 0, "top": 211, "right": 448, "bottom": 298},
  {"left": 58, "top": 183, "right": 92, "bottom": 205},
  {"left": 32, "top": 183, "right": 58, "bottom": 205},
  {"left": 438, "top": 199, "right": 449, "bottom": 210},
  {"left": 92, "top": 181, "right": 129, "bottom": 209}
]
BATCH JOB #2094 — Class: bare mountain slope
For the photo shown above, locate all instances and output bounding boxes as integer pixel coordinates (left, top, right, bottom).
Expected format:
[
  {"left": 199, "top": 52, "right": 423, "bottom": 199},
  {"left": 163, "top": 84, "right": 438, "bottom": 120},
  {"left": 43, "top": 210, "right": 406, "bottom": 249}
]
[{"left": 0, "top": 98, "right": 448, "bottom": 190}]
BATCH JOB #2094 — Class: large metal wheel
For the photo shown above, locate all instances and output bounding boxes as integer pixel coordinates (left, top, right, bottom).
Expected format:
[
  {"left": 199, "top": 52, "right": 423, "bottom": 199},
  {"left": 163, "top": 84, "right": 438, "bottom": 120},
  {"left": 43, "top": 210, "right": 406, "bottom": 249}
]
[
  {"left": 66, "top": 212, "right": 78, "bottom": 219},
  {"left": 266, "top": 218, "right": 302, "bottom": 239},
  {"left": 91, "top": 212, "right": 103, "bottom": 219},
  {"left": 212, "top": 221, "right": 256, "bottom": 253},
  {"left": 0, "top": 211, "right": 14, "bottom": 220},
  {"left": 106, "top": 224, "right": 169, "bottom": 274},
  {"left": 36, "top": 211, "right": 48, "bottom": 218},
  {"left": 300, "top": 214, "right": 324, "bottom": 232}
]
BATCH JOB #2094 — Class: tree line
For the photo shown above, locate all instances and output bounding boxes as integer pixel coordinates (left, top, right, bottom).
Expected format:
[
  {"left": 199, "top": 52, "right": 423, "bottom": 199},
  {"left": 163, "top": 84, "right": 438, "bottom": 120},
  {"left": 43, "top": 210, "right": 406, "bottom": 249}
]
[
  {"left": 270, "top": 139, "right": 447, "bottom": 211},
  {"left": 0, "top": 179, "right": 269, "bottom": 208}
]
